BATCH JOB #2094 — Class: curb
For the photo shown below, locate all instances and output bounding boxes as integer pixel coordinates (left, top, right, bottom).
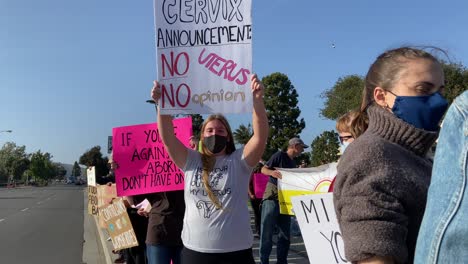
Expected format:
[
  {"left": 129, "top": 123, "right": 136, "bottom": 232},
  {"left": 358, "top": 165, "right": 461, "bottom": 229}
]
[
  {"left": 83, "top": 188, "right": 112, "bottom": 264},
  {"left": 93, "top": 215, "right": 112, "bottom": 264}
]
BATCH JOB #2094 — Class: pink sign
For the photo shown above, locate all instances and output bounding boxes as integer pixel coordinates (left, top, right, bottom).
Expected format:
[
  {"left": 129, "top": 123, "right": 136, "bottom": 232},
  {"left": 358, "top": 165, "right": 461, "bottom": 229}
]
[
  {"left": 112, "top": 117, "right": 192, "bottom": 196},
  {"left": 253, "top": 173, "right": 269, "bottom": 199}
]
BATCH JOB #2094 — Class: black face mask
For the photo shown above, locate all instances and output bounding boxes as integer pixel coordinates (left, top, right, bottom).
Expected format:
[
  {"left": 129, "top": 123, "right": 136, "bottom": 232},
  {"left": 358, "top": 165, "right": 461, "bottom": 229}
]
[{"left": 204, "top": 135, "right": 228, "bottom": 154}]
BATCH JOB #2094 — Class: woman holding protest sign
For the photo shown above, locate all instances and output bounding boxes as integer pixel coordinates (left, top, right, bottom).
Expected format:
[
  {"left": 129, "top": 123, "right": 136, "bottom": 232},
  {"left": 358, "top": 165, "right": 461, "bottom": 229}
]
[
  {"left": 151, "top": 74, "right": 268, "bottom": 264},
  {"left": 333, "top": 47, "right": 449, "bottom": 264}
]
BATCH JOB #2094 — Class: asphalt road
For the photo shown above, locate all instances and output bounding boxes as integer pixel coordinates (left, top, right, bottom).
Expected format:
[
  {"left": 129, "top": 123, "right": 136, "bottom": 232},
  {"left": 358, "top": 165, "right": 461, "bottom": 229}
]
[
  {"left": 0, "top": 184, "right": 85, "bottom": 264},
  {"left": 0, "top": 185, "right": 310, "bottom": 264},
  {"left": 251, "top": 217, "right": 309, "bottom": 264}
]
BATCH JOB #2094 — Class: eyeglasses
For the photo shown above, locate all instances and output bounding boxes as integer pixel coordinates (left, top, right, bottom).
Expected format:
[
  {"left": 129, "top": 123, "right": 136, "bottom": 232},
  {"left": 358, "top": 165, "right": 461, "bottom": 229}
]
[{"left": 339, "top": 135, "right": 353, "bottom": 143}]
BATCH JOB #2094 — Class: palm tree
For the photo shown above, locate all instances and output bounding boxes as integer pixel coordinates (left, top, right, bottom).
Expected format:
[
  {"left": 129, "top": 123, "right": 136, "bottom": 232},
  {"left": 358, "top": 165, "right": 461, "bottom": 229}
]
[{"left": 233, "top": 124, "right": 253, "bottom": 145}]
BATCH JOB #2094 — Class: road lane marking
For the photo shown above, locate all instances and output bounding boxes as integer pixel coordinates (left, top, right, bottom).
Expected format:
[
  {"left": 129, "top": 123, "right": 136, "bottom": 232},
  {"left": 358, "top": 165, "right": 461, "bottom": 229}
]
[{"left": 21, "top": 208, "right": 29, "bottom": 212}]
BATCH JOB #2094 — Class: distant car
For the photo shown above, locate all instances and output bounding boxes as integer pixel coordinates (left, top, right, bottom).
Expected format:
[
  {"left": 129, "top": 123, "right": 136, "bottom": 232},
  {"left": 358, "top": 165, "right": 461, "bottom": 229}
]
[{"left": 75, "top": 179, "right": 85, "bottom": 185}]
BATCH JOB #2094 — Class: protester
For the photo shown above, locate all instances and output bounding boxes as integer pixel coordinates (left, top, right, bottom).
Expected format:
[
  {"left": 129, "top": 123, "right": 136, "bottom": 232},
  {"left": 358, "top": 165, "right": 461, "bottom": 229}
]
[
  {"left": 97, "top": 157, "right": 116, "bottom": 185},
  {"left": 138, "top": 192, "right": 185, "bottom": 264},
  {"left": 150, "top": 74, "right": 268, "bottom": 264},
  {"left": 414, "top": 91, "right": 468, "bottom": 263},
  {"left": 123, "top": 195, "right": 149, "bottom": 264},
  {"left": 328, "top": 110, "right": 368, "bottom": 192},
  {"left": 248, "top": 161, "right": 265, "bottom": 236},
  {"left": 259, "top": 137, "right": 308, "bottom": 264},
  {"left": 98, "top": 156, "right": 126, "bottom": 264},
  {"left": 336, "top": 110, "right": 368, "bottom": 155},
  {"left": 188, "top": 136, "right": 199, "bottom": 150},
  {"left": 333, "top": 47, "right": 449, "bottom": 263},
  {"left": 298, "top": 160, "right": 307, "bottom": 168}
]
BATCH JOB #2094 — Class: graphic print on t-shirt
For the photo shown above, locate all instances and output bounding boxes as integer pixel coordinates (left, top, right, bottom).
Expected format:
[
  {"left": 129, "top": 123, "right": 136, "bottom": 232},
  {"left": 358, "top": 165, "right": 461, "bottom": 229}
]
[{"left": 190, "top": 165, "right": 232, "bottom": 218}]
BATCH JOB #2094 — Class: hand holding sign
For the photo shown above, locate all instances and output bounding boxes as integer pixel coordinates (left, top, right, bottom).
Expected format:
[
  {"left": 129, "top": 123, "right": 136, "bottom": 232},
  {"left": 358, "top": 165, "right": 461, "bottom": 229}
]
[{"left": 151, "top": 80, "right": 162, "bottom": 104}]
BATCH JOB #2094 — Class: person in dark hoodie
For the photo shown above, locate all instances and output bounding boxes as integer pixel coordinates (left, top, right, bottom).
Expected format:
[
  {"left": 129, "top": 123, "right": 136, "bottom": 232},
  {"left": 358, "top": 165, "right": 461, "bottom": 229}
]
[
  {"left": 333, "top": 47, "right": 449, "bottom": 264},
  {"left": 138, "top": 191, "right": 185, "bottom": 264}
]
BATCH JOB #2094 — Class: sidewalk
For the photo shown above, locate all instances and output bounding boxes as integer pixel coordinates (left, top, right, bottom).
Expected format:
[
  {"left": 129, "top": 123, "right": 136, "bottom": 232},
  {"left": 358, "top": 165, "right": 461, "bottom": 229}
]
[{"left": 82, "top": 188, "right": 117, "bottom": 264}]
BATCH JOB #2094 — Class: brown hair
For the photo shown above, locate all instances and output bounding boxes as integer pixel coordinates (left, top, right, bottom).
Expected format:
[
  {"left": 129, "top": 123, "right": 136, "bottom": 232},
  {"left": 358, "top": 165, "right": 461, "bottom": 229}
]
[
  {"left": 354, "top": 47, "right": 443, "bottom": 132},
  {"left": 336, "top": 110, "right": 368, "bottom": 139},
  {"left": 199, "top": 114, "right": 236, "bottom": 209},
  {"left": 361, "top": 47, "right": 442, "bottom": 111}
]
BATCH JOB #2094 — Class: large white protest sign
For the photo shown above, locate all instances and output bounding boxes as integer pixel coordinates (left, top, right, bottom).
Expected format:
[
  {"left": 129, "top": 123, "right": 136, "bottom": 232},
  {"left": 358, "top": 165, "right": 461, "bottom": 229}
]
[
  {"left": 87, "top": 166, "right": 96, "bottom": 186},
  {"left": 154, "top": 0, "right": 253, "bottom": 114},
  {"left": 278, "top": 163, "right": 337, "bottom": 215},
  {"left": 291, "top": 193, "right": 350, "bottom": 264}
]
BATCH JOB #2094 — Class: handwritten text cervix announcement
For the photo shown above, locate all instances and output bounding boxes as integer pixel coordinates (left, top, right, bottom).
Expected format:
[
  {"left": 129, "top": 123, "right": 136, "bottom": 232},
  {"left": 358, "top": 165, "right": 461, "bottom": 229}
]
[{"left": 155, "top": 0, "right": 253, "bottom": 114}]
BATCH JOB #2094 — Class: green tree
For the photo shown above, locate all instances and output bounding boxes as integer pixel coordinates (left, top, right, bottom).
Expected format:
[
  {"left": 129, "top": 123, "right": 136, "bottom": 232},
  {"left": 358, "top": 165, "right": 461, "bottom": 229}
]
[
  {"left": 28, "top": 150, "right": 56, "bottom": 184},
  {"left": 310, "top": 130, "right": 340, "bottom": 167},
  {"left": 442, "top": 62, "right": 468, "bottom": 104},
  {"left": 55, "top": 163, "right": 67, "bottom": 180},
  {"left": 71, "top": 161, "right": 81, "bottom": 178},
  {"left": 233, "top": 124, "right": 252, "bottom": 145},
  {"left": 320, "top": 75, "right": 364, "bottom": 120},
  {"left": 79, "top": 146, "right": 109, "bottom": 180},
  {"left": 0, "top": 142, "right": 30, "bottom": 182},
  {"left": 191, "top": 114, "right": 204, "bottom": 137},
  {"left": 263, "top": 72, "right": 306, "bottom": 159}
]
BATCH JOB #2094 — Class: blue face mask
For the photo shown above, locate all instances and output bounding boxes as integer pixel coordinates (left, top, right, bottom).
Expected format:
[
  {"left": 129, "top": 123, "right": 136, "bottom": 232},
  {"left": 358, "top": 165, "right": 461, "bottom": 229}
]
[
  {"left": 340, "top": 142, "right": 350, "bottom": 154},
  {"left": 389, "top": 91, "right": 448, "bottom": 131}
]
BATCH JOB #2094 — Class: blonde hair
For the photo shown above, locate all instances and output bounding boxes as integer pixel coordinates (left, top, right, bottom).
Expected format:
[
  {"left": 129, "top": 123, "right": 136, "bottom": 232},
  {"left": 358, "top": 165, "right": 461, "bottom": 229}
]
[{"left": 199, "top": 114, "right": 236, "bottom": 209}]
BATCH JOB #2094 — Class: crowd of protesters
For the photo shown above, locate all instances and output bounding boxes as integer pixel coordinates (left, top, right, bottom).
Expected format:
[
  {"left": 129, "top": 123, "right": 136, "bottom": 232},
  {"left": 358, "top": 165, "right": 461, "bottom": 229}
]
[{"left": 100, "top": 46, "right": 466, "bottom": 264}]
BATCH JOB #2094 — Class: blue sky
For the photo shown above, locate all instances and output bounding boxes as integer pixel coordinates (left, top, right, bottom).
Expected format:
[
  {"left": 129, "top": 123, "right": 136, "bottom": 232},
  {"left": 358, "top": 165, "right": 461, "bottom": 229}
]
[{"left": 1, "top": 0, "right": 467, "bottom": 165}]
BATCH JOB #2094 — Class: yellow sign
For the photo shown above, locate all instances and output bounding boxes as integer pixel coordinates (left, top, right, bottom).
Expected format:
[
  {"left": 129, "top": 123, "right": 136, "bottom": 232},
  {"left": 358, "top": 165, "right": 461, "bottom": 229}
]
[{"left": 278, "top": 163, "right": 337, "bottom": 215}]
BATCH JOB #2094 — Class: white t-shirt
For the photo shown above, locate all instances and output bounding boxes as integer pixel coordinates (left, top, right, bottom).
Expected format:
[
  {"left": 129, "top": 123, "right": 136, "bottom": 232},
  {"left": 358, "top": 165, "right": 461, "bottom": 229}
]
[{"left": 181, "top": 148, "right": 253, "bottom": 253}]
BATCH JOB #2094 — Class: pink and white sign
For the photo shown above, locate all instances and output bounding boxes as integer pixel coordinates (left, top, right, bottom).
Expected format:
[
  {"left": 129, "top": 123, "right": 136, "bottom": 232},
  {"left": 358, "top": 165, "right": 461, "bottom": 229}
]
[
  {"left": 154, "top": 0, "right": 253, "bottom": 115},
  {"left": 112, "top": 117, "right": 192, "bottom": 196}
]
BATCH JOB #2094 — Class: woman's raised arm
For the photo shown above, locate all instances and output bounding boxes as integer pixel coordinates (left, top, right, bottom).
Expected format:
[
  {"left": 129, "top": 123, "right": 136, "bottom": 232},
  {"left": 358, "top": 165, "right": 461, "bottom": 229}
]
[{"left": 244, "top": 74, "right": 269, "bottom": 167}]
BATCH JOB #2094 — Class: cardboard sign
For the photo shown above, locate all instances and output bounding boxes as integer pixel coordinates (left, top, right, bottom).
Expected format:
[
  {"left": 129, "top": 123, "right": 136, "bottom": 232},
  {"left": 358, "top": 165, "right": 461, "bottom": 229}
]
[
  {"left": 88, "top": 184, "right": 118, "bottom": 221},
  {"left": 87, "top": 166, "right": 96, "bottom": 187},
  {"left": 100, "top": 198, "right": 139, "bottom": 251},
  {"left": 253, "top": 173, "right": 269, "bottom": 199},
  {"left": 87, "top": 186, "right": 99, "bottom": 215},
  {"left": 97, "top": 184, "right": 118, "bottom": 228},
  {"left": 278, "top": 163, "right": 337, "bottom": 215},
  {"left": 97, "top": 184, "right": 118, "bottom": 207},
  {"left": 291, "top": 193, "right": 349, "bottom": 263},
  {"left": 154, "top": 0, "right": 253, "bottom": 115},
  {"left": 112, "top": 118, "right": 192, "bottom": 196}
]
